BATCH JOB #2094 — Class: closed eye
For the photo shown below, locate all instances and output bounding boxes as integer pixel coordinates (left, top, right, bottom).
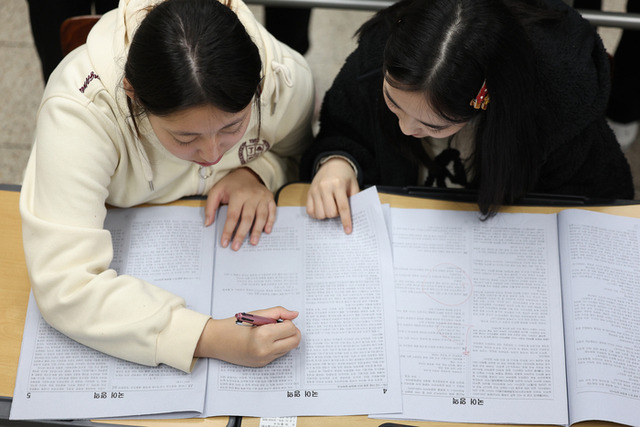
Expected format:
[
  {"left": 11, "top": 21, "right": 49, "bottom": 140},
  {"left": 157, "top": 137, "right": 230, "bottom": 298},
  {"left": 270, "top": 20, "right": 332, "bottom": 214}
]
[
  {"left": 426, "top": 124, "right": 448, "bottom": 132},
  {"left": 174, "top": 136, "right": 197, "bottom": 146}
]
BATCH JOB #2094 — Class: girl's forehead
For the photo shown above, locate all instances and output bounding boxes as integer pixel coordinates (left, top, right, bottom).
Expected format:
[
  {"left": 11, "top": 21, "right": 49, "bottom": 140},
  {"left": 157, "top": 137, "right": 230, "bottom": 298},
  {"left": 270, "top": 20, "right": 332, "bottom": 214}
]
[{"left": 384, "top": 82, "right": 442, "bottom": 121}]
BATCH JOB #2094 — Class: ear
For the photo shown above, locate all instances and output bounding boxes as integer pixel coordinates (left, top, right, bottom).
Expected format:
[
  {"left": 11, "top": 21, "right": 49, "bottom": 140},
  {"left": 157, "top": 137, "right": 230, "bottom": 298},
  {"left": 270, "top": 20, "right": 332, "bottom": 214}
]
[{"left": 123, "top": 78, "right": 135, "bottom": 100}]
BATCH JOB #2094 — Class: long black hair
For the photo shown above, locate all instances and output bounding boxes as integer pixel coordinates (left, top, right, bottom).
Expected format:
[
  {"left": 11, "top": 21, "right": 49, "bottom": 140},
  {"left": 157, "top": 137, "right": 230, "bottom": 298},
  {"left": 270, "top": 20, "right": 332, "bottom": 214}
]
[
  {"left": 124, "top": 0, "right": 262, "bottom": 122},
  {"left": 362, "top": 0, "right": 564, "bottom": 216}
]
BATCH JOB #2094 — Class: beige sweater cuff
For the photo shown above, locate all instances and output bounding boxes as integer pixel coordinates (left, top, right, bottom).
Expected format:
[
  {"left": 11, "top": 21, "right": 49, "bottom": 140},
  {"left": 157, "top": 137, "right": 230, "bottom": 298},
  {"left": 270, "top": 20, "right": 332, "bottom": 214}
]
[{"left": 155, "top": 308, "right": 211, "bottom": 373}]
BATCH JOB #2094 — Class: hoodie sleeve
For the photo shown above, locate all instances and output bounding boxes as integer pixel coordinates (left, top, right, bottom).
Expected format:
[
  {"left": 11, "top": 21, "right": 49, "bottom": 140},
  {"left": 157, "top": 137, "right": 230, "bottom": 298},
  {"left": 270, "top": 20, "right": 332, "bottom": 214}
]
[{"left": 20, "top": 94, "right": 210, "bottom": 373}]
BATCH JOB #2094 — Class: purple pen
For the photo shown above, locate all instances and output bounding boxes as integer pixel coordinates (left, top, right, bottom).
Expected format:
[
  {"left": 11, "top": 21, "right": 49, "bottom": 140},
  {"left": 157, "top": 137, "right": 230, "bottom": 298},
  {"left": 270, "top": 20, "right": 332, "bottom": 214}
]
[{"left": 235, "top": 312, "right": 283, "bottom": 326}]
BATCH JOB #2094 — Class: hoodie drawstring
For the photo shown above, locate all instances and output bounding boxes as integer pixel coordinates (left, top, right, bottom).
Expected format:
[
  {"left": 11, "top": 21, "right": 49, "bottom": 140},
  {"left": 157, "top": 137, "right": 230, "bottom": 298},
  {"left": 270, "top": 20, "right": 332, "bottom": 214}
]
[
  {"left": 136, "top": 141, "right": 154, "bottom": 191},
  {"left": 270, "top": 61, "right": 293, "bottom": 115},
  {"left": 128, "top": 118, "right": 155, "bottom": 191}
]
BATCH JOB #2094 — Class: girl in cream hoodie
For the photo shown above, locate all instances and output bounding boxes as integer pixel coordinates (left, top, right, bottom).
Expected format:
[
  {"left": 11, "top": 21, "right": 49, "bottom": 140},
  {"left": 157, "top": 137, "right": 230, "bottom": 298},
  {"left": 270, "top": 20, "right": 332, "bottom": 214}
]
[{"left": 20, "top": 0, "right": 312, "bottom": 372}]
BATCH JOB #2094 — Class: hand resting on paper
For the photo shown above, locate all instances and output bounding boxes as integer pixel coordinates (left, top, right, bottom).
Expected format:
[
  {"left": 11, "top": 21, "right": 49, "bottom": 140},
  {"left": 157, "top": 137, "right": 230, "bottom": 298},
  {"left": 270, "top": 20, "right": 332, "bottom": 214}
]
[
  {"left": 306, "top": 157, "right": 359, "bottom": 234},
  {"left": 194, "top": 306, "right": 301, "bottom": 367},
  {"left": 204, "top": 167, "right": 277, "bottom": 251}
]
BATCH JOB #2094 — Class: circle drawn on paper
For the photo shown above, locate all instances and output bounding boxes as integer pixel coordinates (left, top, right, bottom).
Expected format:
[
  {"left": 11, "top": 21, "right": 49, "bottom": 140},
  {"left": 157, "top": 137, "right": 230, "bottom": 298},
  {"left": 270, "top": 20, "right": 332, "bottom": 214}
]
[{"left": 422, "top": 263, "right": 472, "bottom": 306}]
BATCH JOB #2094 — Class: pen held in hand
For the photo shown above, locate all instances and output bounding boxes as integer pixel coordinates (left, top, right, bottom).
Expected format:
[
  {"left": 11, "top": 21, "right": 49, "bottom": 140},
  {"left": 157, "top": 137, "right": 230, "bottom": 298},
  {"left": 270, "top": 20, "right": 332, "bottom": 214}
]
[{"left": 235, "top": 312, "right": 283, "bottom": 326}]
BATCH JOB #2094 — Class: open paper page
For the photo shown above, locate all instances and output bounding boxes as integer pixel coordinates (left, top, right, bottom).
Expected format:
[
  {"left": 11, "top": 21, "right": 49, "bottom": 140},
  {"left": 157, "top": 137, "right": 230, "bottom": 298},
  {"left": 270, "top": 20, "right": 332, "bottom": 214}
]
[
  {"left": 11, "top": 206, "right": 213, "bottom": 420},
  {"left": 204, "top": 186, "right": 402, "bottom": 417},
  {"left": 558, "top": 209, "right": 640, "bottom": 427},
  {"left": 379, "top": 208, "right": 568, "bottom": 424}
]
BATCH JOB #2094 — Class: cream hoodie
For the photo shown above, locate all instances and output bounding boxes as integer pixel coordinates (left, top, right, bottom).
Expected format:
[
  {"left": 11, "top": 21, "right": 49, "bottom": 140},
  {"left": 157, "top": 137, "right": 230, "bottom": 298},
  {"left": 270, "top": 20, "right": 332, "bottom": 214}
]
[{"left": 20, "top": 0, "right": 314, "bottom": 372}]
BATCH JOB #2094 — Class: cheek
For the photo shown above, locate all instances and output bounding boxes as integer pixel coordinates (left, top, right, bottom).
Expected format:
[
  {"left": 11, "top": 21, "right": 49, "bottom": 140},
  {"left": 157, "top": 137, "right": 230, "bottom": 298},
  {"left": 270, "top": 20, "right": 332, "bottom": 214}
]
[
  {"left": 443, "top": 124, "right": 467, "bottom": 138},
  {"left": 219, "top": 121, "right": 251, "bottom": 152},
  {"left": 438, "top": 128, "right": 461, "bottom": 139},
  {"left": 158, "top": 137, "right": 194, "bottom": 160},
  {"left": 218, "top": 134, "right": 244, "bottom": 153}
]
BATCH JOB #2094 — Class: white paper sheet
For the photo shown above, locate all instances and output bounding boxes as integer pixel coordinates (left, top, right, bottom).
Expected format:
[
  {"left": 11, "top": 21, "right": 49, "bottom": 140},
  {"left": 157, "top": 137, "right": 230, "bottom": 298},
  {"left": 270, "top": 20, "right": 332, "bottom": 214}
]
[
  {"left": 376, "top": 208, "right": 568, "bottom": 425},
  {"left": 558, "top": 209, "right": 640, "bottom": 427},
  {"left": 11, "top": 188, "right": 402, "bottom": 420},
  {"left": 204, "top": 187, "right": 402, "bottom": 417},
  {"left": 11, "top": 206, "right": 213, "bottom": 420}
]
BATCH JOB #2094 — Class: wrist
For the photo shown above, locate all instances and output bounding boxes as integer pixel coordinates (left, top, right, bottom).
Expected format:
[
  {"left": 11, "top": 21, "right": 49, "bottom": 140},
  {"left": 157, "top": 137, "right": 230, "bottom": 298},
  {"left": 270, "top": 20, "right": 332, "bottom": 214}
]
[
  {"left": 317, "top": 155, "right": 358, "bottom": 177},
  {"left": 195, "top": 318, "right": 233, "bottom": 360},
  {"left": 195, "top": 317, "right": 250, "bottom": 364},
  {"left": 238, "top": 166, "right": 265, "bottom": 186},
  {"left": 194, "top": 318, "right": 214, "bottom": 358}
]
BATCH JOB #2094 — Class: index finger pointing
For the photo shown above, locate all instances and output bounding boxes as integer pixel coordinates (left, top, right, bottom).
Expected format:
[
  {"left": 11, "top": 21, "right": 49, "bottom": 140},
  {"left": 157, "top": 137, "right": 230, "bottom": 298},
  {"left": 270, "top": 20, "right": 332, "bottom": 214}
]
[{"left": 334, "top": 192, "right": 353, "bottom": 234}]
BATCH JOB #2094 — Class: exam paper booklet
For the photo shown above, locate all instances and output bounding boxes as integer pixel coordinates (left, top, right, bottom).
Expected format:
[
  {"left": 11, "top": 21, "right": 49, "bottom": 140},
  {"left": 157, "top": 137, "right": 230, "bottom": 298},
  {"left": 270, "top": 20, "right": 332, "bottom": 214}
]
[
  {"left": 11, "top": 188, "right": 640, "bottom": 426},
  {"left": 10, "top": 187, "right": 402, "bottom": 420},
  {"left": 377, "top": 206, "right": 640, "bottom": 426}
]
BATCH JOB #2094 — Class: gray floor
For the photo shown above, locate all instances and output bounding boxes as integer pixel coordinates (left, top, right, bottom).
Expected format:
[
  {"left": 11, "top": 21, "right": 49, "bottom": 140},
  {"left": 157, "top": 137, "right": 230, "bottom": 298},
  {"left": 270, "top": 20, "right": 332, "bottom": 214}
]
[{"left": 2, "top": 0, "right": 639, "bottom": 199}]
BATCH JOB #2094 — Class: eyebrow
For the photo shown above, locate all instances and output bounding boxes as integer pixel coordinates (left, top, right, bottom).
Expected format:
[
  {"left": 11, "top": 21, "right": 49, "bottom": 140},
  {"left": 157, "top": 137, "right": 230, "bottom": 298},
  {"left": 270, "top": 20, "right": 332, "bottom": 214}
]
[
  {"left": 220, "top": 117, "right": 246, "bottom": 130},
  {"left": 383, "top": 87, "right": 448, "bottom": 130}
]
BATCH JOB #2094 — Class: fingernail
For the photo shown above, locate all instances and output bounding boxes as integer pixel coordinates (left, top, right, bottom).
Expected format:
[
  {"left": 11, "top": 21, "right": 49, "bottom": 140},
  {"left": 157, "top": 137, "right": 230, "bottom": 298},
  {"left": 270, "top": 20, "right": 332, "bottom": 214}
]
[{"left": 222, "top": 238, "right": 229, "bottom": 248}]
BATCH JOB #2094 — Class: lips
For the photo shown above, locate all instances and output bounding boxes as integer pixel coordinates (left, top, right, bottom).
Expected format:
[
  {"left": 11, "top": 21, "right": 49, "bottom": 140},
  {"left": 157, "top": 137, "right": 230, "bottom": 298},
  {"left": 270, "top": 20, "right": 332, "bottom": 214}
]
[{"left": 195, "top": 156, "right": 223, "bottom": 167}]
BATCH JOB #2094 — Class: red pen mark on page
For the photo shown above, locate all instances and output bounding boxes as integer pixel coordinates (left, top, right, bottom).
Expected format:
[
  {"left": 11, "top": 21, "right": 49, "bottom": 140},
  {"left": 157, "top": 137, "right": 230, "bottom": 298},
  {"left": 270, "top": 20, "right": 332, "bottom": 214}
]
[
  {"left": 422, "top": 263, "right": 474, "bottom": 355},
  {"left": 436, "top": 322, "right": 474, "bottom": 356}
]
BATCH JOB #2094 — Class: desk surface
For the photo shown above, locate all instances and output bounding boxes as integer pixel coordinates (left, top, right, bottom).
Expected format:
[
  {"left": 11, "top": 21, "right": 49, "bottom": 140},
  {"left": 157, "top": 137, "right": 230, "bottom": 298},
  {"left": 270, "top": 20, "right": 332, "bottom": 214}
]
[
  {"left": 279, "top": 183, "right": 640, "bottom": 217},
  {"left": 0, "top": 189, "right": 27, "bottom": 399},
  {"left": 2, "top": 184, "right": 633, "bottom": 427}
]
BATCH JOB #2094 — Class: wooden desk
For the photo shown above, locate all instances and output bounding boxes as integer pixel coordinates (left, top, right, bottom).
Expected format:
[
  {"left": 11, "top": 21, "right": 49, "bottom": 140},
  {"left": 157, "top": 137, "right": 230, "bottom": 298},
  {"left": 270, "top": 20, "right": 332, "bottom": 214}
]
[
  {"left": 278, "top": 182, "right": 640, "bottom": 217},
  {"left": 0, "top": 188, "right": 28, "bottom": 400},
  {"left": 2, "top": 183, "right": 634, "bottom": 426}
]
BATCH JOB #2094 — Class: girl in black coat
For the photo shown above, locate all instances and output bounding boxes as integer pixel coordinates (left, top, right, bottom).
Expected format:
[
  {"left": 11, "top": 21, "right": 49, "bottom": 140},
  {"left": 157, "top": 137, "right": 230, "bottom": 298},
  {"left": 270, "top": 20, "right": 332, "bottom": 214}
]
[{"left": 301, "top": 0, "right": 634, "bottom": 233}]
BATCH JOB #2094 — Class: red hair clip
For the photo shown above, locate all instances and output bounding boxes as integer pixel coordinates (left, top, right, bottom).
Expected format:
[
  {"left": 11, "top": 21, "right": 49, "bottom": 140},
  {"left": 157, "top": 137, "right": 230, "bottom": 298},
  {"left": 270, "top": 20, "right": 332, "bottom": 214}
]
[{"left": 470, "top": 80, "right": 490, "bottom": 110}]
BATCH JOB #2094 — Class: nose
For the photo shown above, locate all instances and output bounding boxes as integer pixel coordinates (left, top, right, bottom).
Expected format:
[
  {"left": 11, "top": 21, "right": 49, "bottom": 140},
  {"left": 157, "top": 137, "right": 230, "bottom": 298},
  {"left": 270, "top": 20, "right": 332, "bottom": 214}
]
[
  {"left": 199, "top": 135, "right": 222, "bottom": 163},
  {"left": 398, "top": 115, "right": 422, "bottom": 137}
]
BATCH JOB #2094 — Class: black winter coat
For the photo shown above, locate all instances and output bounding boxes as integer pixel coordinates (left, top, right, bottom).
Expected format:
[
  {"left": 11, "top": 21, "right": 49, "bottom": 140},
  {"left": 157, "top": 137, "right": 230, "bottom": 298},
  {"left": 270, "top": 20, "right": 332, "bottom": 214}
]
[{"left": 300, "top": 0, "right": 634, "bottom": 201}]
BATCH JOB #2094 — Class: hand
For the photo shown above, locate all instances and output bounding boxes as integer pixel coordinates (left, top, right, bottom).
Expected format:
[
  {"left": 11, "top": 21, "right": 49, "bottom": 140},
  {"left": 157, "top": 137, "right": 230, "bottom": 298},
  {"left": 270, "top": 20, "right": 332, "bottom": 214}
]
[
  {"left": 306, "top": 157, "right": 360, "bottom": 234},
  {"left": 195, "top": 307, "right": 301, "bottom": 367},
  {"left": 205, "top": 168, "right": 276, "bottom": 251}
]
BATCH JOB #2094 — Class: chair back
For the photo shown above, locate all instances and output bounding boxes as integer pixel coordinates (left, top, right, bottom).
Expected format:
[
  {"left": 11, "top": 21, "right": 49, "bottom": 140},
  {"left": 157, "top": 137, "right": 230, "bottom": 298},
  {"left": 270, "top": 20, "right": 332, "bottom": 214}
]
[{"left": 60, "top": 15, "right": 101, "bottom": 56}]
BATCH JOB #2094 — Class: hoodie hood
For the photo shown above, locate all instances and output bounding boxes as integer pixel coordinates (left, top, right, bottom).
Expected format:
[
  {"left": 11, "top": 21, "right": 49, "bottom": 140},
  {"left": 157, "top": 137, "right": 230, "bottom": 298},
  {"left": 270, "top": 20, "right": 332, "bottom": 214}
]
[
  {"left": 85, "top": 0, "right": 151, "bottom": 106},
  {"left": 85, "top": 0, "right": 160, "bottom": 188}
]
